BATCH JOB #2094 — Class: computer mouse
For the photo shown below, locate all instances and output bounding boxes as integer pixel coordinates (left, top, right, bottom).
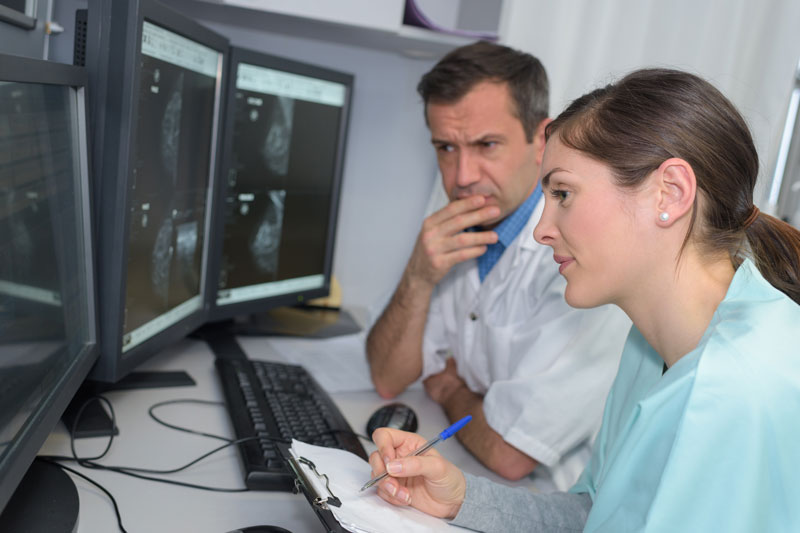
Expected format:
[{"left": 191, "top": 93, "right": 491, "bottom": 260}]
[
  {"left": 226, "top": 526, "right": 292, "bottom": 533},
  {"left": 366, "top": 402, "right": 418, "bottom": 438}
]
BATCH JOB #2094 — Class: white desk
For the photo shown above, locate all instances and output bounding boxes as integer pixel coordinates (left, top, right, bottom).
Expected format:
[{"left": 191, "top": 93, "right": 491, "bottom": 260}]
[{"left": 40, "top": 335, "right": 534, "bottom": 533}]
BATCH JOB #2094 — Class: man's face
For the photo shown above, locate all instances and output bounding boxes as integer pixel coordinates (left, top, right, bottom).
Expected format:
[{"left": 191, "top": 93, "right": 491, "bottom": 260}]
[{"left": 427, "top": 81, "right": 544, "bottom": 229}]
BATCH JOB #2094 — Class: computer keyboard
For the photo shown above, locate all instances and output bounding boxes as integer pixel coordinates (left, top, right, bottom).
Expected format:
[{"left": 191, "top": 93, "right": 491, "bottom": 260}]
[{"left": 215, "top": 356, "right": 368, "bottom": 491}]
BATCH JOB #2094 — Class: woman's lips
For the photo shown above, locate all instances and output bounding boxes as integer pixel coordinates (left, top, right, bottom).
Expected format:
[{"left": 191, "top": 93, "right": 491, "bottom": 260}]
[{"left": 553, "top": 254, "right": 574, "bottom": 274}]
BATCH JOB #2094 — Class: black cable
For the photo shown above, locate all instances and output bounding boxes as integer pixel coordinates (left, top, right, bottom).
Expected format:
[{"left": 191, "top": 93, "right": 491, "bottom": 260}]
[
  {"left": 36, "top": 457, "right": 128, "bottom": 533},
  {"left": 147, "top": 399, "right": 232, "bottom": 442},
  {"left": 48, "top": 395, "right": 371, "bottom": 502},
  {"left": 148, "top": 397, "right": 371, "bottom": 446},
  {"left": 69, "top": 395, "right": 116, "bottom": 461}
]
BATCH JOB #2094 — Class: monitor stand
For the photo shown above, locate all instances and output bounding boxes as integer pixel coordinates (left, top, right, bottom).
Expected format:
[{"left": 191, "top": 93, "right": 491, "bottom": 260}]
[
  {"left": 61, "top": 370, "right": 196, "bottom": 439},
  {"left": 0, "top": 460, "right": 79, "bottom": 533},
  {"left": 233, "top": 304, "right": 362, "bottom": 339}
]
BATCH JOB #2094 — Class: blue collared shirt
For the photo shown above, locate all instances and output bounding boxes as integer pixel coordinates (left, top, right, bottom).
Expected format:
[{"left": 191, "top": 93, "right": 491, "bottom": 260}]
[{"left": 477, "top": 184, "right": 543, "bottom": 282}]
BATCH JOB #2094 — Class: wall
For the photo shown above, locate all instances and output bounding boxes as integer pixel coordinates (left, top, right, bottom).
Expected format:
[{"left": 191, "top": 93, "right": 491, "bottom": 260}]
[
  {"left": 0, "top": 0, "right": 53, "bottom": 59},
  {"left": 503, "top": 0, "right": 800, "bottom": 209}
]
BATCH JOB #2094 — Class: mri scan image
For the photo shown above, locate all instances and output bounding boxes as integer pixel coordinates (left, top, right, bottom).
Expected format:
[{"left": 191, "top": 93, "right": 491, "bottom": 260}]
[
  {"left": 261, "top": 96, "right": 294, "bottom": 176},
  {"left": 249, "top": 189, "right": 286, "bottom": 275},
  {"left": 161, "top": 72, "right": 184, "bottom": 184},
  {"left": 150, "top": 217, "right": 174, "bottom": 305},
  {"left": 176, "top": 220, "right": 199, "bottom": 293}
]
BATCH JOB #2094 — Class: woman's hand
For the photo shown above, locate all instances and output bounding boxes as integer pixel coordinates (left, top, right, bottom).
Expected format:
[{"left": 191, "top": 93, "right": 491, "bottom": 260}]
[{"left": 367, "top": 427, "right": 466, "bottom": 519}]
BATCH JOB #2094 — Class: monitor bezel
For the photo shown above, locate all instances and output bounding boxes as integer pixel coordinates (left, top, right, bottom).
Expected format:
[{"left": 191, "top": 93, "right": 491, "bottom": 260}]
[
  {"left": 0, "top": 52, "right": 99, "bottom": 514},
  {"left": 206, "top": 46, "right": 354, "bottom": 322},
  {"left": 91, "top": 0, "right": 228, "bottom": 381}
]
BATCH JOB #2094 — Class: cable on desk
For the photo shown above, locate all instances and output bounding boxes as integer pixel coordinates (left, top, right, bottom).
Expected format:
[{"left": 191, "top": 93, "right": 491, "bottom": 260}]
[
  {"left": 148, "top": 399, "right": 233, "bottom": 442},
  {"left": 45, "top": 396, "right": 373, "bottom": 501},
  {"left": 44, "top": 397, "right": 273, "bottom": 491},
  {"left": 69, "top": 394, "right": 116, "bottom": 461},
  {"left": 148, "top": 398, "right": 372, "bottom": 448}
]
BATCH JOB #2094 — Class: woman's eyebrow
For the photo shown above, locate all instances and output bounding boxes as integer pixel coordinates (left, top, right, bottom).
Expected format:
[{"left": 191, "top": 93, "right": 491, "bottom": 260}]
[{"left": 540, "top": 167, "right": 566, "bottom": 189}]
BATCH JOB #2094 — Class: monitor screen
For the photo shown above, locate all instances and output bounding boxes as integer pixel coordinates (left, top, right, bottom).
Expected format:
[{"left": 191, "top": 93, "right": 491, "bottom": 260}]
[
  {"left": 86, "top": 1, "right": 227, "bottom": 382},
  {"left": 0, "top": 54, "right": 97, "bottom": 519},
  {"left": 210, "top": 48, "right": 353, "bottom": 319},
  {"left": 121, "top": 20, "right": 221, "bottom": 353}
]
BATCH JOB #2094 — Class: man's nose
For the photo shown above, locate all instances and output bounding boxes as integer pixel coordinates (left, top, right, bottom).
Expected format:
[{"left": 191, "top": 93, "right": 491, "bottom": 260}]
[{"left": 454, "top": 151, "right": 480, "bottom": 189}]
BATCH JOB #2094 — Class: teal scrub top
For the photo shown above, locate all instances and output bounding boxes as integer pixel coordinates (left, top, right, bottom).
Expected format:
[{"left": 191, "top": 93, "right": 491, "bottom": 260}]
[{"left": 571, "top": 259, "right": 800, "bottom": 532}]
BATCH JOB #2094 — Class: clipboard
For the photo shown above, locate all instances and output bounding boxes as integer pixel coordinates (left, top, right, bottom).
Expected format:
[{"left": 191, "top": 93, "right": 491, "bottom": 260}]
[
  {"left": 277, "top": 442, "right": 347, "bottom": 533},
  {"left": 278, "top": 440, "right": 454, "bottom": 533}
]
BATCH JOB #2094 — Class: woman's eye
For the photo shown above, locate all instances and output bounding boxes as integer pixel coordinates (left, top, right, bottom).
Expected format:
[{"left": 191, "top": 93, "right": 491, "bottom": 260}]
[{"left": 550, "top": 189, "right": 570, "bottom": 202}]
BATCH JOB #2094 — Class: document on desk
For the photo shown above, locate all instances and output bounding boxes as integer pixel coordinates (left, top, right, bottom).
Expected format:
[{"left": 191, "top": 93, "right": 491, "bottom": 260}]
[{"left": 290, "top": 439, "right": 453, "bottom": 533}]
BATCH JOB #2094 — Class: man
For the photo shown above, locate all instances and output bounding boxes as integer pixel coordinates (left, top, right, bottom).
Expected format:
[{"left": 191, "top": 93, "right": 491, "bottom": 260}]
[{"left": 366, "top": 41, "right": 630, "bottom": 491}]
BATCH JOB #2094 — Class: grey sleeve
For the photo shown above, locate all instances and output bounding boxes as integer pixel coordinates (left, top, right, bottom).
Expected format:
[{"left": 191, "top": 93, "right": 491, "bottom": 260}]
[{"left": 448, "top": 473, "right": 591, "bottom": 533}]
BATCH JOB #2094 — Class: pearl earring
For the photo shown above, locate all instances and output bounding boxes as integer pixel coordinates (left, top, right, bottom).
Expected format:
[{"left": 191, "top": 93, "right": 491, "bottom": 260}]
[{"left": 659, "top": 212, "right": 670, "bottom": 222}]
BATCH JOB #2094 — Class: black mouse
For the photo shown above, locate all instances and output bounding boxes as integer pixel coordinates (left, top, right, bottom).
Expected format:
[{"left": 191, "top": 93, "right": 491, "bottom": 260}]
[
  {"left": 366, "top": 402, "right": 418, "bottom": 438},
  {"left": 226, "top": 526, "right": 292, "bottom": 533}
]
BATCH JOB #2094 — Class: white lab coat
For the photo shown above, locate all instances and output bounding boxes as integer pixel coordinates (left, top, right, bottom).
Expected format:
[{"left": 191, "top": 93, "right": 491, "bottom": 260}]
[{"left": 422, "top": 197, "right": 631, "bottom": 491}]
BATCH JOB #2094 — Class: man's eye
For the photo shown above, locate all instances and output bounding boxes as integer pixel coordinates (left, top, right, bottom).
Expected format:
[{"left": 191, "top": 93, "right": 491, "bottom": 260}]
[
  {"left": 481, "top": 141, "right": 497, "bottom": 149},
  {"left": 436, "top": 144, "right": 454, "bottom": 153}
]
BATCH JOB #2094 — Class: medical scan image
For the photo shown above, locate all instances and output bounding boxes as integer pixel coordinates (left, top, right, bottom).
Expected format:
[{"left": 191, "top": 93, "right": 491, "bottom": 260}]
[
  {"left": 160, "top": 70, "right": 183, "bottom": 184},
  {"left": 249, "top": 189, "right": 286, "bottom": 275},
  {"left": 123, "top": 50, "right": 216, "bottom": 336},
  {"left": 217, "top": 75, "right": 346, "bottom": 297},
  {"left": 262, "top": 96, "right": 294, "bottom": 176}
]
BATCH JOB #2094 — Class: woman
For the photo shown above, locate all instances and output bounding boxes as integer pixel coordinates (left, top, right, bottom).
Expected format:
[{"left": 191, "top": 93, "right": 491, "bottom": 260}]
[{"left": 368, "top": 68, "right": 800, "bottom": 532}]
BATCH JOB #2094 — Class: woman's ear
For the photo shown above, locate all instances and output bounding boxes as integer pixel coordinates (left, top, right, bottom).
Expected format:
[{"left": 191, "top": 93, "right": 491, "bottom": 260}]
[{"left": 654, "top": 158, "right": 696, "bottom": 226}]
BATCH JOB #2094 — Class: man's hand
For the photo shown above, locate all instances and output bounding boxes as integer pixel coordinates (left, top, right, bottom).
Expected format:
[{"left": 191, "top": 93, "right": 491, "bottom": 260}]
[
  {"left": 424, "top": 357, "right": 467, "bottom": 405},
  {"left": 407, "top": 196, "right": 499, "bottom": 287},
  {"left": 366, "top": 196, "right": 497, "bottom": 399},
  {"left": 425, "top": 358, "right": 540, "bottom": 480}
]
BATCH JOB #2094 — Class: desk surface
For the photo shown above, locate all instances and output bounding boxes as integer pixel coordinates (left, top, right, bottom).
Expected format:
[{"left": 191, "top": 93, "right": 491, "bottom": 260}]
[{"left": 40, "top": 335, "right": 534, "bottom": 533}]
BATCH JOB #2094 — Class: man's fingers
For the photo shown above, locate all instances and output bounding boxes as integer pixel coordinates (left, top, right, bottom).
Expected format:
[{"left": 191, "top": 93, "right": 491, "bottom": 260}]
[
  {"left": 426, "top": 195, "right": 487, "bottom": 226},
  {"left": 432, "top": 244, "right": 489, "bottom": 273},
  {"left": 437, "top": 205, "right": 501, "bottom": 236},
  {"left": 449, "top": 229, "right": 498, "bottom": 249}
]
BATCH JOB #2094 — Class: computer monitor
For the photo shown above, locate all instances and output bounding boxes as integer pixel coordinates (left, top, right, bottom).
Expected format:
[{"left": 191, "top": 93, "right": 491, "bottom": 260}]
[
  {"left": 0, "top": 53, "right": 98, "bottom": 529},
  {"left": 81, "top": 0, "right": 228, "bottom": 382},
  {"left": 206, "top": 47, "right": 353, "bottom": 331}
]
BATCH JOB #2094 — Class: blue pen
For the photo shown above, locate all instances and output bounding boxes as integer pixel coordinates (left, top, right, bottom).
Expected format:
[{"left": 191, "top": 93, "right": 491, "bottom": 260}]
[{"left": 359, "top": 415, "right": 472, "bottom": 492}]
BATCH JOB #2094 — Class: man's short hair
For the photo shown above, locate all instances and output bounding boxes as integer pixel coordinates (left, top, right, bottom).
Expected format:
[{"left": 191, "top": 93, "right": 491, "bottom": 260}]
[{"left": 417, "top": 41, "right": 549, "bottom": 142}]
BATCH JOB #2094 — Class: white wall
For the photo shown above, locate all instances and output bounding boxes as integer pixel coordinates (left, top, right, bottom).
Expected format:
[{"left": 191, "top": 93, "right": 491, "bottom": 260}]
[{"left": 503, "top": 0, "right": 800, "bottom": 209}]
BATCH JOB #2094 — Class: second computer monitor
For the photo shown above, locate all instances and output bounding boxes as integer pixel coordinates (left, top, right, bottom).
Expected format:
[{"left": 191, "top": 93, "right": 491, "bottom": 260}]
[{"left": 208, "top": 47, "right": 353, "bottom": 321}]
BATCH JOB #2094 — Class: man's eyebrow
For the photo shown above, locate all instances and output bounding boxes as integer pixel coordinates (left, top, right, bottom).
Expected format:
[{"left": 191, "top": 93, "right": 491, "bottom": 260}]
[{"left": 430, "top": 133, "right": 505, "bottom": 146}]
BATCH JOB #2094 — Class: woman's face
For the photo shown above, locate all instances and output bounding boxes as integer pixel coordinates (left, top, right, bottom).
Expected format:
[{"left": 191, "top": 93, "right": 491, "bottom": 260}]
[{"left": 533, "top": 137, "right": 651, "bottom": 309}]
